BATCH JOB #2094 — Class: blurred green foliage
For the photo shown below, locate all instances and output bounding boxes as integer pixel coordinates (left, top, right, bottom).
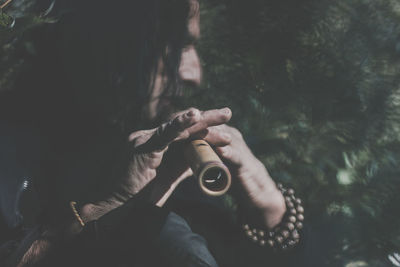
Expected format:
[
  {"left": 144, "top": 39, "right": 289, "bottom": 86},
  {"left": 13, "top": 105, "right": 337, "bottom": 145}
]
[
  {"left": 0, "top": 0, "right": 55, "bottom": 92},
  {"left": 191, "top": 0, "right": 400, "bottom": 266},
  {"left": 1, "top": 0, "right": 400, "bottom": 266}
]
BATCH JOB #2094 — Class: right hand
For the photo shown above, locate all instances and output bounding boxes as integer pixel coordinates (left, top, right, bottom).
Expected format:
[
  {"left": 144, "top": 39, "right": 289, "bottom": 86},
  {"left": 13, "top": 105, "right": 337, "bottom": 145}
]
[{"left": 81, "top": 107, "right": 232, "bottom": 221}]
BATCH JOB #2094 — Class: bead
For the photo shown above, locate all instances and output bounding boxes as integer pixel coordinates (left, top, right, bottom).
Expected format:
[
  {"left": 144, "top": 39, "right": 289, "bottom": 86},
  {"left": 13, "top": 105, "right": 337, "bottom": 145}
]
[
  {"left": 288, "top": 216, "right": 296, "bottom": 223},
  {"left": 292, "top": 230, "right": 300, "bottom": 239},
  {"left": 287, "top": 201, "right": 295, "bottom": 209},
  {"left": 295, "top": 222, "right": 303, "bottom": 229},
  {"left": 275, "top": 235, "right": 284, "bottom": 243},
  {"left": 286, "top": 222, "right": 295, "bottom": 231},
  {"left": 258, "top": 230, "right": 265, "bottom": 237},
  {"left": 297, "top": 205, "right": 304, "bottom": 213},
  {"left": 281, "top": 230, "right": 290, "bottom": 238},
  {"left": 287, "top": 188, "right": 295, "bottom": 195},
  {"left": 268, "top": 231, "right": 275, "bottom": 238},
  {"left": 242, "top": 184, "right": 304, "bottom": 250},
  {"left": 246, "top": 230, "right": 253, "bottom": 237}
]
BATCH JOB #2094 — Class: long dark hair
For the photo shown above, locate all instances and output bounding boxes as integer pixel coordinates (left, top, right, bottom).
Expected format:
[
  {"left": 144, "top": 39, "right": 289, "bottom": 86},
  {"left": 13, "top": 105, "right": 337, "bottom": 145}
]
[
  {"left": 5, "top": 0, "right": 196, "bottom": 220},
  {"left": 17, "top": 0, "right": 193, "bottom": 131}
]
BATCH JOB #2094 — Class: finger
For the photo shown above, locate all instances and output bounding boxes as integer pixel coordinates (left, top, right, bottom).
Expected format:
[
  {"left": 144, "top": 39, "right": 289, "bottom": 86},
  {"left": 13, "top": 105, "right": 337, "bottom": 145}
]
[
  {"left": 186, "top": 107, "right": 232, "bottom": 135},
  {"left": 215, "top": 145, "right": 242, "bottom": 166},
  {"left": 138, "top": 109, "right": 201, "bottom": 152},
  {"left": 151, "top": 168, "right": 194, "bottom": 207},
  {"left": 128, "top": 129, "right": 154, "bottom": 142},
  {"left": 193, "top": 126, "right": 232, "bottom": 146}
]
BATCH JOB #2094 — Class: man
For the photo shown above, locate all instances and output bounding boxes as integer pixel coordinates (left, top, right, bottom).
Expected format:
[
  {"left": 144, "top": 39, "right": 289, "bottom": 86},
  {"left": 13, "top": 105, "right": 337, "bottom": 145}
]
[{"left": 1, "top": 0, "right": 313, "bottom": 266}]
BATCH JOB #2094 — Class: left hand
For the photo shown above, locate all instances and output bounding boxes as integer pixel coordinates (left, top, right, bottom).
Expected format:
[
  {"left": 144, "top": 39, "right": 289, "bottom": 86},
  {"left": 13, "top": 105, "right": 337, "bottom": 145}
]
[{"left": 197, "top": 110, "right": 286, "bottom": 228}]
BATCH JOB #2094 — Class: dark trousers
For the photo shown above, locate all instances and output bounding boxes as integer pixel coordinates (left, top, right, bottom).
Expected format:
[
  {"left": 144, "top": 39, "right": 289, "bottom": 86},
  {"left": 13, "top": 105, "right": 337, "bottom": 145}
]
[{"left": 157, "top": 212, "right": 219, "bottom": 267}]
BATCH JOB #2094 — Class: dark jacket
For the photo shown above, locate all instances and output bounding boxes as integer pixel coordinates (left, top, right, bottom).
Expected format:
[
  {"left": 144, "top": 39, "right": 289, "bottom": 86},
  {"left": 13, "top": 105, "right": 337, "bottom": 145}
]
[{"left": 0, "top": 122, "right": 320, "bottom": 267}]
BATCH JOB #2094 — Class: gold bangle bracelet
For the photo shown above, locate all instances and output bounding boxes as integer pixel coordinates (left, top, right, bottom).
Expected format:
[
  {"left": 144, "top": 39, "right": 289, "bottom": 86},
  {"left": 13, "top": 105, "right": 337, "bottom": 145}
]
[{"left": 70, "top": 201, "right": 85, "bottom": 227}]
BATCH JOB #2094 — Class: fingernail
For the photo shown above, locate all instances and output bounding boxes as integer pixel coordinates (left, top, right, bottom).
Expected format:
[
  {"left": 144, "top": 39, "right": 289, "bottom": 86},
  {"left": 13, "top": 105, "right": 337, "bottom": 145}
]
[
  {"left": 220, "top": 108, "right": 231, "bottom": 114},
  {"left": 186, "top": 109, "right": 196, "bottom": 117}
]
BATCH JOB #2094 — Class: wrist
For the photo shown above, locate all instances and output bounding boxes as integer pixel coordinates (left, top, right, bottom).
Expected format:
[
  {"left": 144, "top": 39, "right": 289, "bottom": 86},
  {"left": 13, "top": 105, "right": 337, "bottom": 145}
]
[
  {"left": 80, "top": 197, "right": 125, "bottom": 223},
  {"left": 259, "top": 187, "right": 286, "bottom": 229},
  {"left": 246, "top": 162, "right": 286, "bottom": 228},
  {"left": 241, "top": 184, "right": 305, "bottom": 251}
]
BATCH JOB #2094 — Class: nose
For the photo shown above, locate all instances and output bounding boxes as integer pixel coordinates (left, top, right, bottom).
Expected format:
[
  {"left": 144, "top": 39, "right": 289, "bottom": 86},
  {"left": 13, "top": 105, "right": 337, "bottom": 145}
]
[{"left": 179, "top": 46, "right": 202, "bottom": 87}]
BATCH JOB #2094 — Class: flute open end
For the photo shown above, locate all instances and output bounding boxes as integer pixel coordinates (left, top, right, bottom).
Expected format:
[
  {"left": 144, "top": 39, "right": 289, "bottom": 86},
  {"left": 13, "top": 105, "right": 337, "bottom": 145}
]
[
  {"left": 197, "top": 162, "right": 231, "bottom": 196},
  {"left": 184, "top": 139, "right": 232, "bottom": 196}
]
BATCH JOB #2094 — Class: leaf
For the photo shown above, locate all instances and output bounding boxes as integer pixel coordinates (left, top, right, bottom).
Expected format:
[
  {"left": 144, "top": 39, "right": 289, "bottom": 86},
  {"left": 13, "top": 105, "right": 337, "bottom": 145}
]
[{"left": 0, "top": 10, "right": 15, "bottom": 29}]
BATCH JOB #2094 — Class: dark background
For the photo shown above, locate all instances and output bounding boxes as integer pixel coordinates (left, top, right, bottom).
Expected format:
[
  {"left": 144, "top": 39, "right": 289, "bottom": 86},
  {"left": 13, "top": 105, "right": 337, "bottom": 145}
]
[{"left": 1, "top": 0, "right": 400, "bottom": 266}]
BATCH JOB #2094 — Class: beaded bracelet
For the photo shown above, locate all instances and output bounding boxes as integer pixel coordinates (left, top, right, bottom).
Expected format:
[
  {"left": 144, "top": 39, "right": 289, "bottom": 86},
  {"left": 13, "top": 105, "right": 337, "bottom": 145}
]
[{"left": 242, "top": 183, "right": 304, "bottom": 251}]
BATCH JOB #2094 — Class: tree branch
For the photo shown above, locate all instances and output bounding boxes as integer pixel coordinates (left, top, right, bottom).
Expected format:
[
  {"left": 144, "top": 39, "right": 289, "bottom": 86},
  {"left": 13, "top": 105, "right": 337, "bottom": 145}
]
[{"left": 0, "top": 0, "right": 13, "bottom": 10}]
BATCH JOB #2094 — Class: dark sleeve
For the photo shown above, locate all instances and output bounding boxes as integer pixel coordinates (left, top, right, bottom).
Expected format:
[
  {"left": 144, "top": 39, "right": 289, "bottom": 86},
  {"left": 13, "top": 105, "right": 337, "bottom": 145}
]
[
  {"left": 15, "top": 197, "right": 169, "bottom": 267},
  {"left": 76, "top": 197, "right": 170, "bottom": 267}
]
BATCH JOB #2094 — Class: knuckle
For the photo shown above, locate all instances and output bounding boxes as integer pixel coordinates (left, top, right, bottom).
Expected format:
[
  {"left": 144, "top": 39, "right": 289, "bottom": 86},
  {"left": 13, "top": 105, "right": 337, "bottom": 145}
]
[
  {"left": 128, "top": 130, "right": 147, "bottom": 142},
  {"left": 187, "top": 107, "right": 199, "bottom": 113},
  {"left": 214, "top": 125, "right": 226, "bottom": 133},
  {"left": 222, "top": 147, "right": 231, "bottom": 157},
  {"left": 223, "top": 132, "right": 232, "bottom": 142},
  {"left": 148, "top": 160, "right": 159, "bottom": 169},
  {"left": 230, "top": 127, "right": 242, "bottom": 138},
  {"left": 132, "top": 135, "right": 151, "bottom": 148},
  {"left": 81, "top": 203, "right": 95, "bottom": 216},
  {"left": 148, "top": 151, "right": 162, "bottom": 159},
  {"left": 143, "top": 149, "right": 163, "bottom": 163},
  {"left": 146, "top": 168, "right": 157, "bottom": 178}
]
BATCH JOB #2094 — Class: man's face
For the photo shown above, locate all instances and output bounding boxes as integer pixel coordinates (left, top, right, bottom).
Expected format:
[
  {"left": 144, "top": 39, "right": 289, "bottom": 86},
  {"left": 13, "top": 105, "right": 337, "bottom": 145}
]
[{"left": 145, "top": 0, "right": 202, "bottom": 121}]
